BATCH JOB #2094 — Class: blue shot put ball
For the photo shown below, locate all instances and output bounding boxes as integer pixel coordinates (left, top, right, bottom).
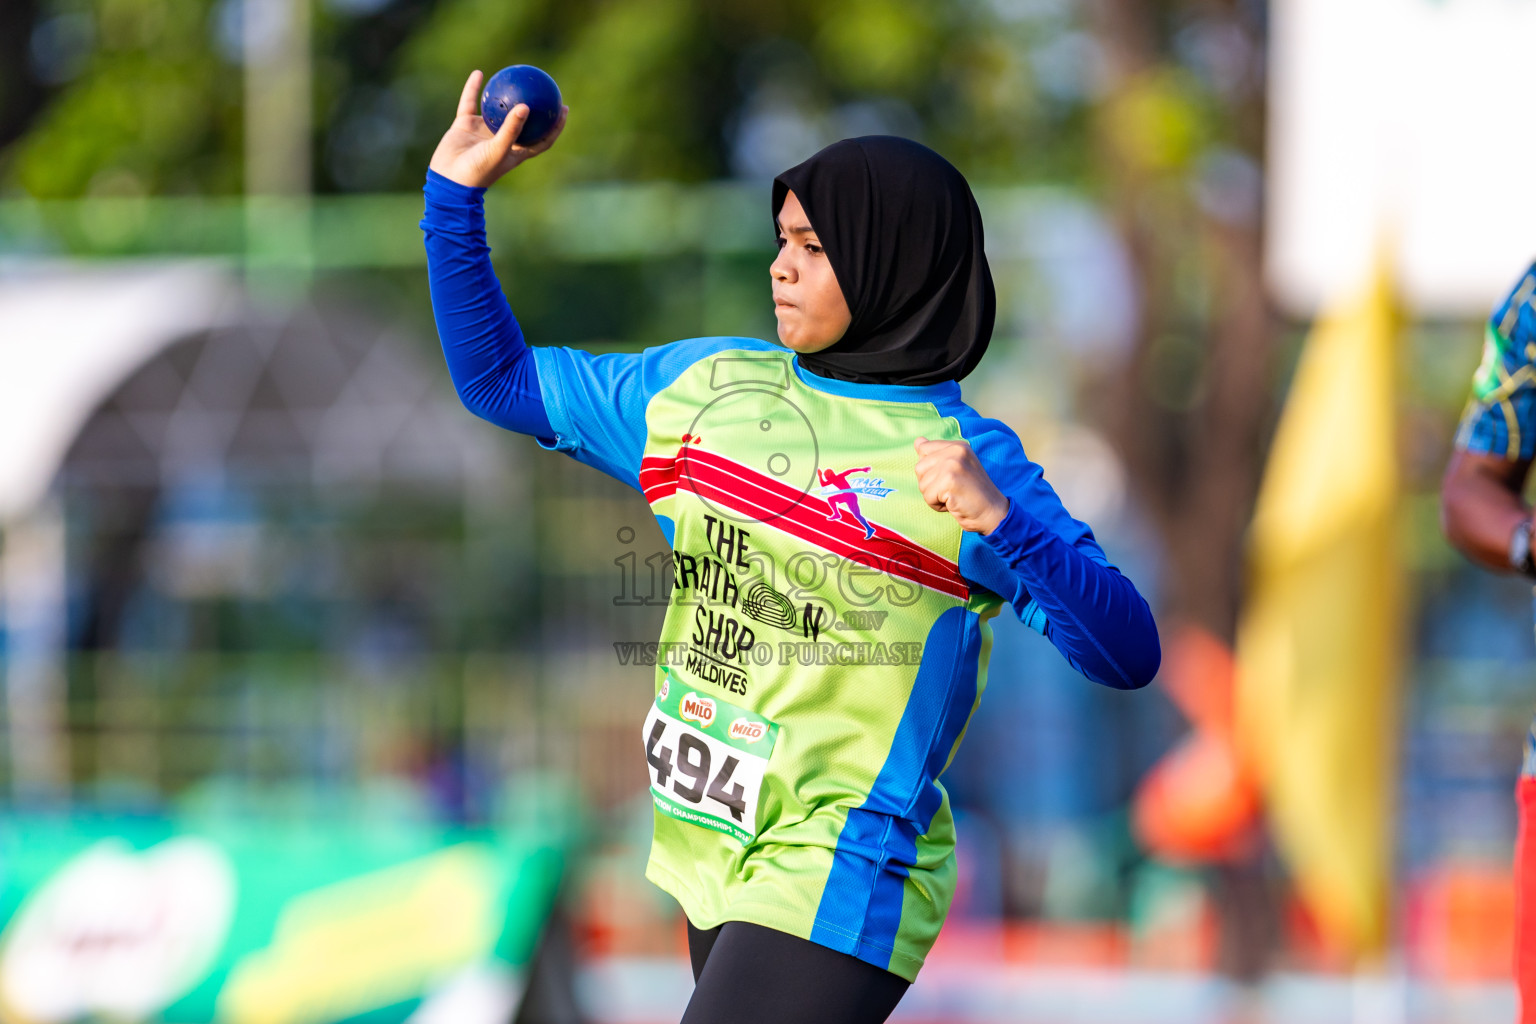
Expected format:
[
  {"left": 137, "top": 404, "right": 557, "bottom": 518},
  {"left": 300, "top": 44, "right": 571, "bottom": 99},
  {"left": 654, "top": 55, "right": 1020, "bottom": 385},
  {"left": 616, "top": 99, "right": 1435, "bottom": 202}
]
[{"left": 480, "top": 65, "right": 562, "bottom": 145}]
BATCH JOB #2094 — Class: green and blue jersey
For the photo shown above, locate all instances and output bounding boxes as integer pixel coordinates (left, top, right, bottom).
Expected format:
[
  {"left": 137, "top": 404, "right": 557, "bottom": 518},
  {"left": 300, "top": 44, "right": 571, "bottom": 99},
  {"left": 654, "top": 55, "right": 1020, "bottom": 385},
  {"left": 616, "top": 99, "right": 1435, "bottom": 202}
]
[
  {"left": 1458, "top": 264, "right": 1536, "bottom": 463},
  {"left": 422, "top": 170, "right": 1159, "bottom": 979},
  {"left": 1455, "top": 262, "right": 1536, "bottom": 779}
]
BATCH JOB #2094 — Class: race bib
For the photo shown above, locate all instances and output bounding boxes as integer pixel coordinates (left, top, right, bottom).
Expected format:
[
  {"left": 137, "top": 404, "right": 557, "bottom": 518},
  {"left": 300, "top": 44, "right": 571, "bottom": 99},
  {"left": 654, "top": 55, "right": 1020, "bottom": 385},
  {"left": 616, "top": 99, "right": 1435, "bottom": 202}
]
[{"left": 642, "top": 668, "right": 779, "bottom": 844}]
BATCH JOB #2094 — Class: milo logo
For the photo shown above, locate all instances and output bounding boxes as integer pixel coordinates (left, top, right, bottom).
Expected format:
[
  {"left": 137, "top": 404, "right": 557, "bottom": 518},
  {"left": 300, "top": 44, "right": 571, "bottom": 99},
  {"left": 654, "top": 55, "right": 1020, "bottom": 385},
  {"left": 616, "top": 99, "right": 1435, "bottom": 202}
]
[
  {"left": 729, "top": 719, "right": 766, "bottom": 743},
  {"left": 679, "top": 693, "right": 716, "bottom": 728}
]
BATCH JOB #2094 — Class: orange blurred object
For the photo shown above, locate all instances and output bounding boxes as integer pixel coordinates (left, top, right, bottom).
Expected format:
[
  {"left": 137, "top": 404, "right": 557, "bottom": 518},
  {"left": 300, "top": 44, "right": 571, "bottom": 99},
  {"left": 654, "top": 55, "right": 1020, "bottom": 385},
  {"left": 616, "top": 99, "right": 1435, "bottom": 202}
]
[
  {"left": 1132, "top": 625, "right": 1261, "bottom": 863},
  {"left": 1133, "top": 729, "right": 1260, "bottom": 863},
  {"left": 1405, "top": 862, "right": 1516, "bottom": 981},
  {"left": 1159, "top": 623, "right": 1239, "bottom": 741}
]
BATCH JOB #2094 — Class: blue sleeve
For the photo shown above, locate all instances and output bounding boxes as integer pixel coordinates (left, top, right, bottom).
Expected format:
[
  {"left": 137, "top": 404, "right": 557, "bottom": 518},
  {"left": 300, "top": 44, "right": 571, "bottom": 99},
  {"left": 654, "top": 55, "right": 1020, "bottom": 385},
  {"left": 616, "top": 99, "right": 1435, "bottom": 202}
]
[
  {"left": 1455, "top": 263, "right": 1536, "bottom": 462},
  {"left": 420, "top": 168, "right": 554, "bottom": 439},
  {"left": 421, "top": 169, "right": 780, "bottom": 493},
  {"left": 530, "top": 336, "right": 781, "bottom": 493},
  {"left": 955, "top": 412, "right": 1160, "bottom": 690}
]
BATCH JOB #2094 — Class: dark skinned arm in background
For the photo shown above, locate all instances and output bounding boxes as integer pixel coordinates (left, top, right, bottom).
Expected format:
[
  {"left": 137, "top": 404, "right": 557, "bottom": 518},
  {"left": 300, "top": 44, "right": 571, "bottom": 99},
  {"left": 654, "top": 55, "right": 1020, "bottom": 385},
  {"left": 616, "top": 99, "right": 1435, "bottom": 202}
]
[{"left": 1441, "top": 448, "right": 1534, "bottom": 572}]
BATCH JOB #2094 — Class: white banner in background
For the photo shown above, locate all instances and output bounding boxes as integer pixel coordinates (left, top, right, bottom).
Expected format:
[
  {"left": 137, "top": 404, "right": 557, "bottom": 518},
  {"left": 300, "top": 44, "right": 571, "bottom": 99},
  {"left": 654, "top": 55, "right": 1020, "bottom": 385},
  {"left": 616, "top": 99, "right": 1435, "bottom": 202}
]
[{"left": 1268, "top": 0, "right": 1536, "bottom": 315}]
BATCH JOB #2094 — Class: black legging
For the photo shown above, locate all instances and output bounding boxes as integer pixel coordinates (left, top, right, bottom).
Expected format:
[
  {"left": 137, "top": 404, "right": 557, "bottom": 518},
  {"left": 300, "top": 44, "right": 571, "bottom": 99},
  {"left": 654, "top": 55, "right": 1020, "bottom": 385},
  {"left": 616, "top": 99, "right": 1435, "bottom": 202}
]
[{"left": 681, "top": 919, "right": 910, "bottom": 1024}]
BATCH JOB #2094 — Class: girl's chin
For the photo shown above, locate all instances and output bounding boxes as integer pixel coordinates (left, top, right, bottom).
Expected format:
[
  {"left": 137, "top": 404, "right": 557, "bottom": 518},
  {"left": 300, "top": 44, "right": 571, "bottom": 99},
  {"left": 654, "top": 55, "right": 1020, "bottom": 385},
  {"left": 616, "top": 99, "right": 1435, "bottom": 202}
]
[{"left": 778, "top": 331, "right": 832, "bottom": 354}]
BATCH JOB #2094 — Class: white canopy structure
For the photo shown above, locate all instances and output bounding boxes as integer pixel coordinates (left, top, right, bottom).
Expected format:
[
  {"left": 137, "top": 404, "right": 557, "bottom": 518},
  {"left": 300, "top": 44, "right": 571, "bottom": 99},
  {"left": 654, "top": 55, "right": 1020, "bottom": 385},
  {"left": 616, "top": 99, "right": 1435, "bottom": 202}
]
[
  {"left": 0, "top": 260, "right": 243, "bottom": 522},
  {"left": 0, "top": 258, "right": 515, "bottom": 799}
]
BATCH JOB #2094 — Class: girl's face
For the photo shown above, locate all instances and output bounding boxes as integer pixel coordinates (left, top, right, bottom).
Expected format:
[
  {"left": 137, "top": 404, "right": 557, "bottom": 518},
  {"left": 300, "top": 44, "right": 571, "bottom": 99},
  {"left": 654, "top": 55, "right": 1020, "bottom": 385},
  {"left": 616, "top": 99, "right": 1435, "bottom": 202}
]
[{"left": 770, "top": 189, "right": 852, "bottom": 354}]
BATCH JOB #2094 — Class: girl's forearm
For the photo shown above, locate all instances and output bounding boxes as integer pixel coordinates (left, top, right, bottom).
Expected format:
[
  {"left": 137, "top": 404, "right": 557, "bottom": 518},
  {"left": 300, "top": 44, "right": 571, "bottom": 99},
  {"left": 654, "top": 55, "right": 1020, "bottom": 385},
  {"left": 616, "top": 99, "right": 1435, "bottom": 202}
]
[
  {"left": 420, "top": 168, "right": 553, "bottom": 438},
  {"left": 980, "top": 499, "right": 1161, "bottom": 690}
]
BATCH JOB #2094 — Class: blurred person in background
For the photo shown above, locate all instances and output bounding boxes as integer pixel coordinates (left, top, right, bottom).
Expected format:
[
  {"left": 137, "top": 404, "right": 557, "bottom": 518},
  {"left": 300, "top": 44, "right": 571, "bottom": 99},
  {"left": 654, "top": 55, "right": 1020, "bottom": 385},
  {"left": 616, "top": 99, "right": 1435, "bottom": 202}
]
[
  {"left": 1442, "top": 262, "right": 1536, "bottom": 1024},
  {"left": 420, "top": 70, "right": 1160, "bottom": 1023}
]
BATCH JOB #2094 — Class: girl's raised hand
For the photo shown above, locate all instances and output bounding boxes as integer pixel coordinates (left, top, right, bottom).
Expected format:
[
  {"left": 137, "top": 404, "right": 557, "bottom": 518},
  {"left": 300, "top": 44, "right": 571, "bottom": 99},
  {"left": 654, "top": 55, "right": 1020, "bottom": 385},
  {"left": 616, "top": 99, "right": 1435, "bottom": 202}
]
[{"left": 428, "top": 69, "right": 569, "bottom": 189}]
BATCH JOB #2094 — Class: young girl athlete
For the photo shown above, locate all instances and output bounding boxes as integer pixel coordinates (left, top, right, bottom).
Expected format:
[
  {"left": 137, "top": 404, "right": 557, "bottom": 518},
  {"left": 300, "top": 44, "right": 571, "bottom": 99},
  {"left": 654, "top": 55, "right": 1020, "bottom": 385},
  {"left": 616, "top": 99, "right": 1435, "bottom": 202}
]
[{"left": 422, "top": 71, "right": 1160, "bottom": 1024}]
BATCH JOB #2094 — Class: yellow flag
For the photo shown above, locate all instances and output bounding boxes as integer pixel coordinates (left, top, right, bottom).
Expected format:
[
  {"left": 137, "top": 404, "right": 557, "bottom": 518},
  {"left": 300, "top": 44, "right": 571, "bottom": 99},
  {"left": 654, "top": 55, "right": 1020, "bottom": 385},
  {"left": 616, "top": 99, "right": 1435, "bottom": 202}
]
[{"left": 1234, "top": 258, "right": 1402, "bottom": 959}]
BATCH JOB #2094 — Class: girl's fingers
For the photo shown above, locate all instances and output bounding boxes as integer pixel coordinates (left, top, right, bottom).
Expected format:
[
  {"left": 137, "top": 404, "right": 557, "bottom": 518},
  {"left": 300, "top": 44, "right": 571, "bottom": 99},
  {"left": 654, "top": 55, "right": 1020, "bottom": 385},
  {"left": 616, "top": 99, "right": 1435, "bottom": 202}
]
[
  {"left": 490, "top": 102, "right": 530, "bottom": 159},
  {"left": 456, "top": 70, "right": 483, "bottom": 119},
  {"left": 524, "top": 105, "right": 569, "bottom": 155}
]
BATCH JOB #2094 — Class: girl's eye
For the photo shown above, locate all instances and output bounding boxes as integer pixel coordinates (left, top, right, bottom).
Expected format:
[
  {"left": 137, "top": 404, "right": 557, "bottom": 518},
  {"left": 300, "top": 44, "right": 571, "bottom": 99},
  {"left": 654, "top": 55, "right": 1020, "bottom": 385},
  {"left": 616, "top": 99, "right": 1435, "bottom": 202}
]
[{"left": 773, "top": 236, "right": 822, "bottom": 254}]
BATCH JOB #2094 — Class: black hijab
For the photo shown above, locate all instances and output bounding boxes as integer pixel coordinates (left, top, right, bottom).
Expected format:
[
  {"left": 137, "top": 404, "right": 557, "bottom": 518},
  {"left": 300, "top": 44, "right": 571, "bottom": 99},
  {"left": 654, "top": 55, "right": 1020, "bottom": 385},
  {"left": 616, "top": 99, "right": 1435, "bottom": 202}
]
[{"left": 771, "top": 135, "right": 996, "bottom": 386}]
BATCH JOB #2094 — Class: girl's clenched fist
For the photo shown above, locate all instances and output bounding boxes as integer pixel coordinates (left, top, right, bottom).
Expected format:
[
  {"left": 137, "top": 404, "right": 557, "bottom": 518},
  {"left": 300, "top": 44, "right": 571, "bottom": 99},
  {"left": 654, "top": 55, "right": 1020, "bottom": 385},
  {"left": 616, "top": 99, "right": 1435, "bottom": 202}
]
[{"left": 912, "top": 436, "right": 1010, "bottom": 535}]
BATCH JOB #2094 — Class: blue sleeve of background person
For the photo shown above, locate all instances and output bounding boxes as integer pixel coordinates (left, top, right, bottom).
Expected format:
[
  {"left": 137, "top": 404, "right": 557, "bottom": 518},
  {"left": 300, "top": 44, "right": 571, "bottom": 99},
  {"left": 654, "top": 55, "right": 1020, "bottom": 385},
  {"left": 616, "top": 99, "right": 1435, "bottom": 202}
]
[
  {"left": 954, "top": 411, "right": 1160, "bottom": 690},
  {"left": 1456, "top": 262, "right": 1536, "bottom": 461},
  {"left": 420, "top": 168, "right": 555, "bottom": 439},
  {"left": 532, "top": 335, "right": 781, "bottom": 493}
]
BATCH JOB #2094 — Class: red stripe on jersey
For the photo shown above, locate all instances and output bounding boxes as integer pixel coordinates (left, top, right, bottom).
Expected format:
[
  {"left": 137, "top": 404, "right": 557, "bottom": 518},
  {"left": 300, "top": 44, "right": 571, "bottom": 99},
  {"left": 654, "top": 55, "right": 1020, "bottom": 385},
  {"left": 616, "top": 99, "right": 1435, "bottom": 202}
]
[
  {"left": 641, "top": 446, "right": 967, "bottom": 600},
  {"left": 639, "top": 455, "right": 679, "bottom": 500}
]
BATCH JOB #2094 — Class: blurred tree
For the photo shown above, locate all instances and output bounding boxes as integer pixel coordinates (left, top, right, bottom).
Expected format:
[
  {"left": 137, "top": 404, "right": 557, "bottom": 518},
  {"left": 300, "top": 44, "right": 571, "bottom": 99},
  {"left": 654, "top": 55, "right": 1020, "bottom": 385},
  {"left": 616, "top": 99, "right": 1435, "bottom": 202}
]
[
  {"left": 0, "top": 0, "right": 1095, "bottom": 196},
  {"left": 390, "top": 0, "right": 1095, "bottom": 186},
  {"left": 5, "top": 0, "right": 239, "bottom": 197},
  {"left": 0, "top": 0, "right": 47, "bottom": 152},
  {"left": 1083, "top": 0, "right": 1279, "bottom": 981}
]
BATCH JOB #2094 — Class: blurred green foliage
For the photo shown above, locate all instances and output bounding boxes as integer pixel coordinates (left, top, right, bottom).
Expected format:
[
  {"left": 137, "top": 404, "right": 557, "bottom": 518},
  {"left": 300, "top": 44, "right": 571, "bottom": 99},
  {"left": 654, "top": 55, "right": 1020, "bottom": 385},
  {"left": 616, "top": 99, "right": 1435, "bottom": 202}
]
[
  {"left": 8, "top": 0, "right": 239, "bottom": 197},
  {"left": 1, "top": 0, "right": 1114, "bottom": 197}
]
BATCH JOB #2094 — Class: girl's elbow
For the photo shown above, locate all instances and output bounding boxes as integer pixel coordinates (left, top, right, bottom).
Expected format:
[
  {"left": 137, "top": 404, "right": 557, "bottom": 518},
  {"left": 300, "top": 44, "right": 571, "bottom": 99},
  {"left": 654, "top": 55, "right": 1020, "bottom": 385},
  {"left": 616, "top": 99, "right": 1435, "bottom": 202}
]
[
  {"left": 1122, "top": 644, "right": 1160, "bottom": 690},
  {"left": 455, "top": 388, "right": 492, "bottom": 422},
  {"left": 449, "top": 373, "right": 502, "bottom": 424},
  {"left": 1096, "top": 657, "right": 1156, "bottom": 691},
  {"left": 1095, "top": 624, "right": 1161, "bottom": 691},
  {"left": 1123, "top": 612, "right": 1162, "bottom": 690}
]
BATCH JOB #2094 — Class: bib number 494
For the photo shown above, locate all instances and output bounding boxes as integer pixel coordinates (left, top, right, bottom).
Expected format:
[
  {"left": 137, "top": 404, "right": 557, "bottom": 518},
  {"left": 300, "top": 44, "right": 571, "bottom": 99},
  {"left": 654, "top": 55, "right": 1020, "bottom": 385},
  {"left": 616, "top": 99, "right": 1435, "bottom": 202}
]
[
  {"left": 641, "top": 689, "right": 775, "bottom": 844},
  {"left": 645, "top": 719, "right": 747, "bottom": 821}
]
